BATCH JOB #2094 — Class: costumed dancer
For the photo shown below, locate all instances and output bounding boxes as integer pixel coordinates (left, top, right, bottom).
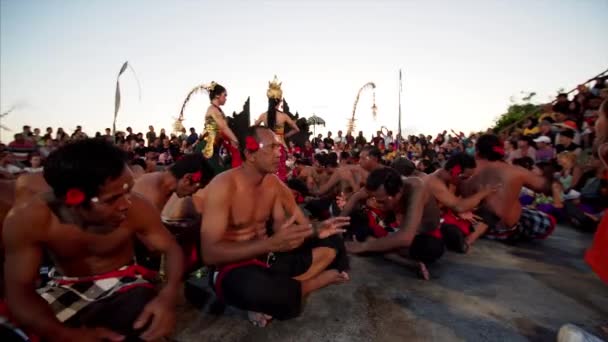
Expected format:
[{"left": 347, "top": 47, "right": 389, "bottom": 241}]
[
  {"left": 255, "top": 76, "right": 300, "bottom": 182},
  {"left": 180, "top": 82, "right": 241, "bottom": 173}
]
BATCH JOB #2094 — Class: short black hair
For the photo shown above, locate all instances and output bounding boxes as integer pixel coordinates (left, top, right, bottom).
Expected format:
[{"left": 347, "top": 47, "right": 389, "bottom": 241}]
[
  {"left": 391, "top": 157, "right": 416, "bottom": 177},
  {"left": 44, "top": 139, "right": 128, "bottom": 202},
  {"left": 362, "top": 146, "right": 382, "bottom": 161},
  {"left": 476, "top": 134, "right": 505, "bottom": 161},
  {"left": 169, "top": 153, "right": 215, "bottom": 187},
  {"left": 512, "top": 157, "right": 534, "bottom": 170},
  {"left": 444, "top": 153, "right": 476, "bottom": 172},
  {"left": 339, "top": 151, "right": 350, "bottom": 161},
  {"left": 366, "top": 167, "right": 403, "bottom": 196}
]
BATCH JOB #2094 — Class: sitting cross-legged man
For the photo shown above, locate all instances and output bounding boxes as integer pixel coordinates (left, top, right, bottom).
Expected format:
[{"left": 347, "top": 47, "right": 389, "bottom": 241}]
[
  {"left": 2, "top": 139, "right": 184, "bottom": 341},
  {"left": 201, "top": 126, "right": 350, "bottom": 327}
]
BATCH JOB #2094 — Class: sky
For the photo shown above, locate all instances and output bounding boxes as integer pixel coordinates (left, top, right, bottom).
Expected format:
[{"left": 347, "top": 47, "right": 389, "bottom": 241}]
[{"left": 1, "top": 0, "right": 607, "bottom": 143}]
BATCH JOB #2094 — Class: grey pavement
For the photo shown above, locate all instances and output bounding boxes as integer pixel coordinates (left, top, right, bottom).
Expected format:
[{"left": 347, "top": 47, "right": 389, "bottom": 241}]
[{"left": 172, "top": 225, "right": 608, "bottom": 342}]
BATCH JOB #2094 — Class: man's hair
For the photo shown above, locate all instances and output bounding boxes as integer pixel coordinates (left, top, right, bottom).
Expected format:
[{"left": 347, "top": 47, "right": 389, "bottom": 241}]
[
  {"left": 391, "top": 157, "right": 416, "bottom": 177},
  {"left": 339, "top": 151, "right": 350, "bottom": 161},
  {"left": 238, "top": 125, "right": 273, "bottom": 158},
  {"left": 512, "top": 157, "right": 535, "bottom": 170},
  {"left": 361, "top": 146, "right": 382, "bottom": 161},
  {"left": 444, "top": 153, "right": 476, "bottom": 172},
  {"left": 476, "top": 134, "right": 505, "bottom": 161},
  {"left": 44, "top": 139, "right": 128, "bottom": 201},
  {"left": 366, "top": 167, "right": 403, "bottom": 196},
  {"left": 169, "top": 153, "right": 215, "bottom": 187}
]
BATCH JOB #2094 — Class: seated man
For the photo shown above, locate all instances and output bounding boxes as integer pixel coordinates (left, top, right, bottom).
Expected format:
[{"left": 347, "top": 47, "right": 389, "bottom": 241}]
[
  {"left": 132, "top": 153, "right": 215, "bottom": 273},
  {"left": 132, "top": 153, "right": 214, "bottom": 211},
  {"left": 460, "top": 134, "right": 556, "bottom": 242},
  {"left": 426, "top": 153, "right": 497, "bottom": 253},
  {"left": 343, "top": 168, "right": 445, "bottom": 280},
  {"left": 201, "top": 126, "right": 350, "bottom": 327},
  {"left": 2, "top": 139, "right": 184, "bottom": 341}
]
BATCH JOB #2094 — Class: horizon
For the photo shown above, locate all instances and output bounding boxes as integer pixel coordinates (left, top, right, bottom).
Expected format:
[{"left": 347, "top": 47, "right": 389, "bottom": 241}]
[{"left": 1, "top": 1, "right": 607, "bottom": 143}]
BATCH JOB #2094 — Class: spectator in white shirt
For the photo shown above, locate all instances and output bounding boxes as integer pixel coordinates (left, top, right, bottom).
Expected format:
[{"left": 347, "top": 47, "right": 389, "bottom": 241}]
[{"left": 334, "top": 130, "right": 346, "bottom": 144}]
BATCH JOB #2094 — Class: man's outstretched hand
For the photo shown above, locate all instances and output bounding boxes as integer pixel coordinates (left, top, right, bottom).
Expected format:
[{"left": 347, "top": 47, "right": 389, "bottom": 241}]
[{"left": 315, "top": 216, "right": 350, "bottom": 239}]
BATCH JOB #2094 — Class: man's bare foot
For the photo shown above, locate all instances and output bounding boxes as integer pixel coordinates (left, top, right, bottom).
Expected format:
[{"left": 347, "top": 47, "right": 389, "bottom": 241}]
[
  {"left": 248, "top": 311, "right": 273, "bottom": 327},
  {"left": 417, "top": 262, "right": 430, "bottom": 280}
]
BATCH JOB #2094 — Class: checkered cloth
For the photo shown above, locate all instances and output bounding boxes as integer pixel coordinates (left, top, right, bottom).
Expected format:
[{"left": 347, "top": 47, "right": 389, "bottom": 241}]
[
  {"left": 485, "top": 207, "right": 556, "bottom": 241},
  {"left": 37, "top": 264, "right": 157, "bottom": 323}
]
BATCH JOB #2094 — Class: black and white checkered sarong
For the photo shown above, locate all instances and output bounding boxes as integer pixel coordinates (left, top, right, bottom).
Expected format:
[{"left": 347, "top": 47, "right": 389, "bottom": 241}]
[{"left": 37, "top": 264, "right": 156, "bottom": 322}]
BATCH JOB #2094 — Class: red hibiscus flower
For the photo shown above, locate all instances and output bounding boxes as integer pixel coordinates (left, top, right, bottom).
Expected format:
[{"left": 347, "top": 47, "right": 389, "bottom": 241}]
[
  {"left": 245, "top": 136, "right": 259, "bottom": 152},
  {"left": 191, "top": 171, "right": 202, "bottom": 183},
  {"left": 65, "top": 188, "right": 85, "bottom": 206},
  {"left": 492, "top": 146, "right": 505, "bottom": 156},
  {"left": 451, "top": 165, "right": 462, "bottom": 178}
]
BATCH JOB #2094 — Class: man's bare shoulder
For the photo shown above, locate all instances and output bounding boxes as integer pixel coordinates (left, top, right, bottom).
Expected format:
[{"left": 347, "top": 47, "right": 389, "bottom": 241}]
[
  {"left": 205, "top": 168, "right": 237, "bottom": 193},
  {"left": 3, "top": 196, "right": 51, "bottom": 242}
]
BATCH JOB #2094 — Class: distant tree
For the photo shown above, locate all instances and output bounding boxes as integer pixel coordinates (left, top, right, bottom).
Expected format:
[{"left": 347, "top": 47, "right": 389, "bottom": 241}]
[{"left": 493, "top": 91, "right": 541, "bottom": 133}]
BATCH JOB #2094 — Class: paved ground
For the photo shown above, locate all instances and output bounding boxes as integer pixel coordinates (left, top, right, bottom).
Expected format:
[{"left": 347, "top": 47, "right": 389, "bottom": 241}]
[{"left": 172, "top": 225, "right": 608, "bottom": 342}]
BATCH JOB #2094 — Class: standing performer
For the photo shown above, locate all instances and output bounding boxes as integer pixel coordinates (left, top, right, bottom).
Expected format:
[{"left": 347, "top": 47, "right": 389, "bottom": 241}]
[
  {"left": 180, "top": 82, "right": 241, "bottom": 171},
  {"left": 255, "top": 76, "right": 300, "bottom": 182}
]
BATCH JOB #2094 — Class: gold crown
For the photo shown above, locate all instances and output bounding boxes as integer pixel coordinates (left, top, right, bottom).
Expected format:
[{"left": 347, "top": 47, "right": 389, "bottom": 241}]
[{"left": 267, "top": 75, "right": 283, "bottom": 100}]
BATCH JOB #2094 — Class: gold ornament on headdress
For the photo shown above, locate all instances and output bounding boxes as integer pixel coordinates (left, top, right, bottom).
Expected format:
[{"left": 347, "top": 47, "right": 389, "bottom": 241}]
[
  {"left": 267, "top": 75, "right": 283, "bottom": 100},
  {"left": 205, "top": 81, "right": 217, "bottom": 93}
]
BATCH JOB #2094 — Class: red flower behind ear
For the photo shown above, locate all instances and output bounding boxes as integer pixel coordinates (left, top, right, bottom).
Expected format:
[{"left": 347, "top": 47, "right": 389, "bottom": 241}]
[
  {"left": 492, "top": 146, "right": 505, "bottom": 156},
  {"left": 191, "top": 171, "right": 202, "bottom": 183},
  {"left": 451, "top": 165, "right": 462, "bottom": 178},
  {"left": 245, "top": 136, "right": 259, "bottom": 152},
  {"left": 65, "top": 188, "right": 85, "bottom": 206}
]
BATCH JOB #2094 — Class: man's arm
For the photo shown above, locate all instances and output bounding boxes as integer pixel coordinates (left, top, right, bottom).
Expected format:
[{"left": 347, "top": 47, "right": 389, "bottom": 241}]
[
  {"left": 428, "top": 177, "right": 490, "bottom": 213},
  {"left": 130, "top": 195, "right": 183, "bottom": 294},
  {"left": 339, "top": 188, "right": 369, "bottom": 216},
  {"left": 200, "top": 177, "right": 272, "bottom": 265},
  {"left": 274, "top": 179, "right": 310, "bottom": 228},
  {"left": 520, "top": 166, "right": 551, "bottom": 195},
  {"left": 3, "top": 206, "right": 73, "bottom": 340},
  {"left": 362, "top": 178, "right": 426, "bottom": 252}
]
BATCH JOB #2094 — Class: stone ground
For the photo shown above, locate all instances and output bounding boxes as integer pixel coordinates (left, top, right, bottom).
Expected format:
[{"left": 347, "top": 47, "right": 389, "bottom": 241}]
[{"left": 171, "top": 225, "right": 608, "bottom": 342}]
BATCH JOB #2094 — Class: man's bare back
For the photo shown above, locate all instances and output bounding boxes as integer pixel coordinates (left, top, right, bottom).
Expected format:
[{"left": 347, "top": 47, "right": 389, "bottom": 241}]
[{"left": 461, "top": 161, "right": 546, "bottom": 227}]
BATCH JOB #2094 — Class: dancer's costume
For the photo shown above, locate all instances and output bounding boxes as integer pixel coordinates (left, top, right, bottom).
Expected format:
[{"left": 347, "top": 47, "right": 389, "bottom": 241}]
[{"left": 267, "top": 76, "right": 288, "bottom": 181}]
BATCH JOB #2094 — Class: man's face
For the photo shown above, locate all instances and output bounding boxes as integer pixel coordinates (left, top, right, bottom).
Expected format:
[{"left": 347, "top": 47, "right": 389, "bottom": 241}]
[
  {"left": 559, "top": 135, "right": 572, "bottom": 145},
  {"left": 517, "top": 140, "right": 528, "bottom": 149},
  {"left": 359, "top": 150, "right": 375, "bottom": 171},
  {"left": 81, "top": 166, "right": 135, "bottom": 230},
  {"left": 338, "top": 131, "right": 342, "bottom": 136},
  {"left": 30, "top": 156, "right": 41, "bottom": 168},
  {"left": 175, "top": 172, "right": 204, "bottom": 198},
  {"left": 250, "top": 130, "right": 282, "bottom": 174},
  {"left": 34, "top": 128, "right": 40, "bottom": 135},
  {"left": 368, "top": 186, "right": 399, "bottom": 212}
]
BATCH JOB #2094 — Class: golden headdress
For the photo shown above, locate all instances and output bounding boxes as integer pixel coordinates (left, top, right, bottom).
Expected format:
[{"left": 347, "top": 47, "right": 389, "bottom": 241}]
[
  {"left": 205, "top": 81, "right": 218, "bottom": 92},
  {"left": 267, "top": 75, "right": 283, "bottom": 100}
]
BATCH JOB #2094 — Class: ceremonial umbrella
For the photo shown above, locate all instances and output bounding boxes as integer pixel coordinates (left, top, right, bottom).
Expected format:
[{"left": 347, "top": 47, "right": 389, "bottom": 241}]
[{"left": 307, "top": 114, "right": 326, "bottom": 135}]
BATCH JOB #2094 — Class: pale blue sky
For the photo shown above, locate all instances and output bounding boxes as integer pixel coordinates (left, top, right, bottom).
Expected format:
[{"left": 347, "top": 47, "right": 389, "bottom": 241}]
[{"left": 1, "top": 0, "right": 607, "bottom": 142}]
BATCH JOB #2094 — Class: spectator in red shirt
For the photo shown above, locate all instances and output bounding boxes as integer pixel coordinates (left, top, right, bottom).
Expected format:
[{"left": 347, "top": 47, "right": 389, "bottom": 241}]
[{"left": 8, "top": 133, "right": 36, "bottom": 164}]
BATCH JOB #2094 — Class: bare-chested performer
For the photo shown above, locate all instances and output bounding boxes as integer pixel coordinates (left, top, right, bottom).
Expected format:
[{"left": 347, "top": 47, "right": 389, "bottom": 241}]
[
  {"left": 312, "top": 146, "right": 382, "bottom": 197},
  {"left": 2, "top": 139, "right": 184, "bottom": 341},
  {"left": 343, "top": 167, "right": 446, "bottom": 280},
  {"left": 132, "top": 153, "right": 214, "bottom": 211},
  {"left": 201, "top": 126, "right": 350, "bottom": 327},
  {"left": 460, "top": 134, "right": 556, "bottom": 242},
  {"left": 426, "top": 153, "right": 497, "bottom": 253}
]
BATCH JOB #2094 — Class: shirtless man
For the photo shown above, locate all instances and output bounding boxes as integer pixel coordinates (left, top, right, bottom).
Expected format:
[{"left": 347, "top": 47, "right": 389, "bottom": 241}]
[
  {"left": 3, "top": 139, "right": 184, "bottom": 341},
  {"left": 426, "top": 153, "right": 496, "bottom": 252},
  {"left": 460, "top": 134, "right": 556, "bottom": 242},
  {"left": 343, "top": 167, "right": 445, "bottom": 280},
  {"left": 132, "top": 153, "right": 214, "bottom": 211},
  {"left": 313, "top": 146, "right": 382, "bottom": 197},
  {"left": 201, "top": 126, "right": 350, "bottom": 327}
]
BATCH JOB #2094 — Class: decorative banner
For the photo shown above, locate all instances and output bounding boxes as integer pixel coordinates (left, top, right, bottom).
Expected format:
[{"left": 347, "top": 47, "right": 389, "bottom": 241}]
[
  {"left": 175, "top": 82, "right": 216, "bottom": 134},
  {"left": 348, "top": 82, "right": 377, "bottom": 135},
  {"left": 113, "top": 61, "right": 141, "bottom": 141}
]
